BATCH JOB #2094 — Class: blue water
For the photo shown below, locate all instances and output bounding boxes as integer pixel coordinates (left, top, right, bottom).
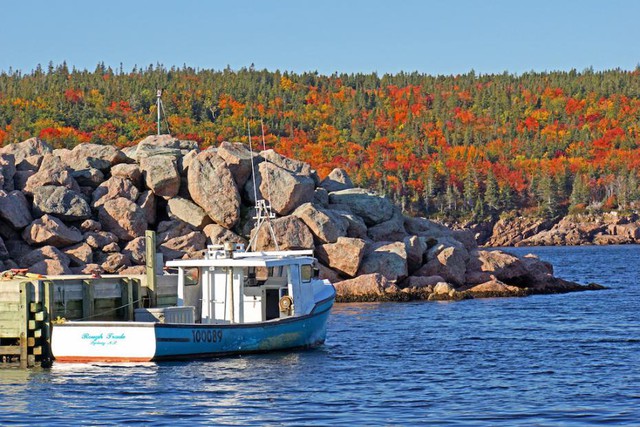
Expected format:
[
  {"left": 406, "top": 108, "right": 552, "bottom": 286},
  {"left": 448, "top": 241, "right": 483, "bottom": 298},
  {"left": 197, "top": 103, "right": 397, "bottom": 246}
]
[{"left": 1, "top": 245, "right": 639, "bottom": 426}]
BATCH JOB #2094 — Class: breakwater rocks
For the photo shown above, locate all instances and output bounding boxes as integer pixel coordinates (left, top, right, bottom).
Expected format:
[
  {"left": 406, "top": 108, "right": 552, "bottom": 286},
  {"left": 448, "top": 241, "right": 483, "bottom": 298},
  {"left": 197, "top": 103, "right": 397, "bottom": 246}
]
[
  {"left": 483, "top": 213, "right": 640, "bottom": 247},
  {"left": 0, "top": 136, "right": 603, "bottom": 302}
]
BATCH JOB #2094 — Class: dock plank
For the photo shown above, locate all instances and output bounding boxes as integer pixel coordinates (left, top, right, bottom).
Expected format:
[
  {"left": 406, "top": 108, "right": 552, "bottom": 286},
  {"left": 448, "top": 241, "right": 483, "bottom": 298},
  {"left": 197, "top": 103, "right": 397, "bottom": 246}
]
[{"left": 0, "top": 346, "right": 21, "bottom": 355}]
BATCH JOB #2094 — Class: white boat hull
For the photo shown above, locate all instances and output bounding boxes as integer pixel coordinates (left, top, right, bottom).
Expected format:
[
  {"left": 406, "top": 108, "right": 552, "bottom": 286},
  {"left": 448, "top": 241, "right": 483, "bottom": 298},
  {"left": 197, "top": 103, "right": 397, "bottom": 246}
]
[{"left": 51, "top": 295, "right": 334, "bottom": 362}]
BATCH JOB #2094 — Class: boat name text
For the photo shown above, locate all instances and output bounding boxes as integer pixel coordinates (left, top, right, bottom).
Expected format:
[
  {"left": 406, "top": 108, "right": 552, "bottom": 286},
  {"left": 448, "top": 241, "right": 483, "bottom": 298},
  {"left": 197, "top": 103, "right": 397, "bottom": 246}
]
[{"left": 81, "top": 332, "right": 126, "bottom": 346}]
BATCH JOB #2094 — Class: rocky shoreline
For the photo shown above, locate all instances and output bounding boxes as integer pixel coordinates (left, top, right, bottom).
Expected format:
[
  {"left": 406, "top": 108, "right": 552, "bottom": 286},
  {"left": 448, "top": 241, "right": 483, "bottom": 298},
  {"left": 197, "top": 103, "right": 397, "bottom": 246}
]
[
  {"left": 464, "top": 212, "right": 640, "bottom": 247},
  {"left": 0, "top": 136, "right": 605, "bottom": 302}
]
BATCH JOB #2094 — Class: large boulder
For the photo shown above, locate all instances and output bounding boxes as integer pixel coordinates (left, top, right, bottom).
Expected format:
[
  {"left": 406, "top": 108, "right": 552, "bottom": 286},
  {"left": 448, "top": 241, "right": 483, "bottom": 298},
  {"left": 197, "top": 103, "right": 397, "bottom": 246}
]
[
  {"left": 250, "top": 216, "right": 314, "bottom": 251},
  {"left": 84, "top": 231, "right": 119, "bottom": 249},
  {"left": 157, "top": 220, "right": 197, "bottom": 244},
  {"left": 465, "top": 250, "right": 538, "bottom": 287},
  {"left": 159, "top": 231, "right": 207, "bottom": 260},
  {"left": 0, "top": 153, "right": 16, "bottom": 191},
  {"left": 79, "top": 219, "right": 101, "bottom": 233},
  {"left": 140, "top": 155, "right": 181, "bottom": 199},
  {"left": 328, "top": 189, "right": 394, "bottom": 226},
  {"left": 336, "top": 211, "right": 368, "bottom": 239},
  {"left": 245, "top": 161, "right": 315, "bottom": 216},
  {"left": 12, "top": 170, "right": 34, "bottom": 191},
  {"left": 415, "top": 238, "right": 469, "bottom": 286},
  {"left": 404, "top": 235, "right": 427, "bottom": 273},
  {"left": 316, "top": 263, "right": 343, "bottom": 283},
  {"left": 22, "top": 214, "right": 83, "bottom": 247},
  {"left": 463, "top": 278, "right": 522, "bottom": 297},
  {"left": 123, "top": 237, "right": 146, "bottom": 265},
  {"left": 367, "top": 208, "right": 408, "bottom": 241},
  {"left": 217, "top": 141, "right": 259, "bottom": 188},
  {"left": 167, "top": 197, "right": 212, "bottom": 229},
  {"left": 28, "top": 259, "right": 73, "bottom": 276},
  {"left": 292, "top": 203, "right": 348, "bottom": 244},
  {"left": 111, "top": 163, "right": 143, "bottom": 187},
  {"left": 137, "top": 190, "right": 156, "bottom": 224},
  {"left": 260, "top": 149, "right": 318, "bottom": 183},
  {"left": 403, "top": 216, "right": 451, "bottom": 240},
  {"left": 95, "top": 252, "right": 131, "bottom": 274},
  {"left": 129, "top": 134, "right": 198, "bottom": 161},
  {"left": 400, "top": 275, "right": 445, "bottom": 290},
  {"left": 334, "top": 273, "right": 399, "bottom": 300},
  {"left": 16, "top": 154, "right": 43, "bottom": 172},
  {"left": 357, "top": 241, "right": 408, "bottom": 282},
  {"left": 202, "top": 224, "right": 247, "bottom": 246},
  {"left": 188, "top": 151, "right": 241, "bottom": 228},
  {"left": 58, "top": 143, "right": 127, "bottom": 171},
  {"left": 98, "top": 197, "right": 147, "bottom": 241},
  {"left": 23, "top": 154, "right": 81, "bottom": 195},
  {"left": 92, "top": 177, "right": 140, "bottom": 208},
  {"left": 313, "top": 187, "right": 329, "bottom": 207},
  {"left": 32, "top": 185, "right": 91, "bottom": 221},
  {"left": 0, "top": 190, "right": 33, "bottom": 229},
  {"left": 3, "top": 239, "right": 33, "bottom": 261},
  {"left": 180, "top": 149, "right": 198, "bottom": 176},
  {"left": 71, "top": 168, "right": 105, "bottom": 188},
  {"left": 319, "top": 168, "right": 354, "bottom": 193},
  {"left": 451, "top": 229, "right": 478, "bottom": 252},
  {"left": 519, "top": 254, "right": 554, "bottom": 284},
  {"left": 62, "top": 242, "right": 94, "bottom": 267},
  {"left": 0, "top": 137, "right": 53, "bottom": 164},
  {"left": 315, "top": 237, "right": 367, "bottom": 277},
  {"left": 20, "top": 245, "right": 70, "bottom": 268}
]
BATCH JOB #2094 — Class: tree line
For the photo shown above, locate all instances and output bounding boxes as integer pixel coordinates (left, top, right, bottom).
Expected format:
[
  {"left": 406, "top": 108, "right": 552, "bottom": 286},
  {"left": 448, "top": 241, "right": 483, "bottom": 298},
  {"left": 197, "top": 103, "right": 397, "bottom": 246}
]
[{"left": 1, "top": 62, "right": 639, "bottom": 221}]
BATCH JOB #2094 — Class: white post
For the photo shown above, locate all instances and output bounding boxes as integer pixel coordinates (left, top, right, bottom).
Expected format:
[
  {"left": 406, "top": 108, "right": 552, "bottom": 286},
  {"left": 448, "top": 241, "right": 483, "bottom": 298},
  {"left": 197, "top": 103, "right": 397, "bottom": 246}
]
[
  {"left": 226, "top": 267, "right": 234, "bottom": 323},
  {"left": 176, "top": 267, "right": 184, "bottom": 306}
]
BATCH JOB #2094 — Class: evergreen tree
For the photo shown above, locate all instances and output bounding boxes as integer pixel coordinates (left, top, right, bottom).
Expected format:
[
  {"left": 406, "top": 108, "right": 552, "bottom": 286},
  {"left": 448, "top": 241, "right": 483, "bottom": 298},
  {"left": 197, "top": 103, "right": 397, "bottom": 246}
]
[
  {"left": 463, "top": 166, "right": 478, "bottom": 212},
  {"left": 484, "top": 170, "right": 499, "bottom": 213},
  {"left": 537, "top": 174, "right": 559, "bottom": 218},
  {"left": 569, "top": 174, "right": 590, "bottom": 208}
]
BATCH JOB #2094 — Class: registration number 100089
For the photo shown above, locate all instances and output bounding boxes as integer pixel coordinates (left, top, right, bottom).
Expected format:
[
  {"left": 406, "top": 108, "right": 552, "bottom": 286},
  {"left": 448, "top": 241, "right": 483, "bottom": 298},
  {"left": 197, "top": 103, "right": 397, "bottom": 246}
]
[{"left": 192, "top": 329, "right": 223, "bottom": 343}]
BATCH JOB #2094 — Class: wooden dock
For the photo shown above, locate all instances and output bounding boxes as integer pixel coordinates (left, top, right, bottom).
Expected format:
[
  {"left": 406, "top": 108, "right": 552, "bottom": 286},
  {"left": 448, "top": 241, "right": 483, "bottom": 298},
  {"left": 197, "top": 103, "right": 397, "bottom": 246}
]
[{"left": 0, "top": 273, "right": 179, "bottom": 368}]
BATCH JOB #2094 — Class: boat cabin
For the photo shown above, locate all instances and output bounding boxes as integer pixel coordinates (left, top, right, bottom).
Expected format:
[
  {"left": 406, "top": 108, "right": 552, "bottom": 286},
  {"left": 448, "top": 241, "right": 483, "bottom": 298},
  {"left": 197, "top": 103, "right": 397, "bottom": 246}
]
[{"left": 165, "top": 244, "right": 318, "bottom": 324}]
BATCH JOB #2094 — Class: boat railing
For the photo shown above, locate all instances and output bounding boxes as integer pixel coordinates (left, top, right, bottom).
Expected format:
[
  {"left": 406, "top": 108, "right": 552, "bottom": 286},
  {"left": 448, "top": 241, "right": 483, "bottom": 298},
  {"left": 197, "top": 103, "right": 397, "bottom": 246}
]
[{"left": 205, "top": 244, "right": 314, "bottom": 261}]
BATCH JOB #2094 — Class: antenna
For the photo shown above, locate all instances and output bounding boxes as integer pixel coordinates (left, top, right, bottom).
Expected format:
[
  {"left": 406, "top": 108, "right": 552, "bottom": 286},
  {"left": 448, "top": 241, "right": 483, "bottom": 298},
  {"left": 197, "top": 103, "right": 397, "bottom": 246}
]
[
  {"left": 260, "top": 120, "right": 274, "bottom": 207},
  {"left": 246, "top": 119, "right": 279, "bottom": 251},
  {"left": 156, "top": 89, "right": 171, "bottom": 135}
]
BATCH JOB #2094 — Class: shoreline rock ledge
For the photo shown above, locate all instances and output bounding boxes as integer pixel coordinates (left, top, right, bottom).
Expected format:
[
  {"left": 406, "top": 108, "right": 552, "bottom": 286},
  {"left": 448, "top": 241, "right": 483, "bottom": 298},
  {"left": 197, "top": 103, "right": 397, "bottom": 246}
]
[{"left": 0, "top": 136, "right": 605, "bottom": 302}]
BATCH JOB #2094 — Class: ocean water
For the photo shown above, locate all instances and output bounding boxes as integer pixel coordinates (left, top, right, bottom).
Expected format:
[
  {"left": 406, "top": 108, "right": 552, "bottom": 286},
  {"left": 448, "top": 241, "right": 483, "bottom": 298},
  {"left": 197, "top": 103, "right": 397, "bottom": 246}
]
[{"left": 0, "top": 245, "right": 639, "bottom": 426}]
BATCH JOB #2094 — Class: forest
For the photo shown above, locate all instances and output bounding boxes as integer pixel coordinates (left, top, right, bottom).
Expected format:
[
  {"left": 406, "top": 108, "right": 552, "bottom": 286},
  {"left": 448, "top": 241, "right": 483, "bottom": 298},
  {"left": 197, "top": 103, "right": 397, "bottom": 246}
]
[{"left": 1, "top": 63, "right": 639, "bottom": 222}]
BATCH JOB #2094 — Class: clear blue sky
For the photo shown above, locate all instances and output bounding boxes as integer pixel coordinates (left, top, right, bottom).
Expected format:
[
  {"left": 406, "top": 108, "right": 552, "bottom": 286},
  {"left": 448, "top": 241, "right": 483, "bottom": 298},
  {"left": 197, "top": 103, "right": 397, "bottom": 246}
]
[{"left": 1, "top": 0, "right": 639, "bottom": 76}]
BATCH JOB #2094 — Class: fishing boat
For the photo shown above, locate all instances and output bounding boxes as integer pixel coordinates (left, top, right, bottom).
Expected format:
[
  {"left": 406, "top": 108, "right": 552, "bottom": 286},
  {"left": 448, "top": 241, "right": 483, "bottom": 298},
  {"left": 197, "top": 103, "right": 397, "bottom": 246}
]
[{"left": 51, "top": 241, "right": 336, "bottom": 362}]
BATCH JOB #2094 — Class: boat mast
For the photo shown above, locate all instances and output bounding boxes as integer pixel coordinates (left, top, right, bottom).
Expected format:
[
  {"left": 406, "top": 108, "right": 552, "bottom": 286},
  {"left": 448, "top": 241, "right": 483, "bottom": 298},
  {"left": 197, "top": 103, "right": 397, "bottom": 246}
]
[{"left": 246, "top": 120, "right": 280, "bottom": 251}]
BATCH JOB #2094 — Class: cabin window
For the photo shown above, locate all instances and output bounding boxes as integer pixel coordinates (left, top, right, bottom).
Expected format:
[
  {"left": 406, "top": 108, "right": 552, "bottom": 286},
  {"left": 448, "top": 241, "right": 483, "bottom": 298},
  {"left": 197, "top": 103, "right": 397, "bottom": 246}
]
[
  {"left": 244, "top": 267, "right": 258, "bottom": 286},
  {"left": 301, "top": 264, "right": 312, "bottom": 282}
]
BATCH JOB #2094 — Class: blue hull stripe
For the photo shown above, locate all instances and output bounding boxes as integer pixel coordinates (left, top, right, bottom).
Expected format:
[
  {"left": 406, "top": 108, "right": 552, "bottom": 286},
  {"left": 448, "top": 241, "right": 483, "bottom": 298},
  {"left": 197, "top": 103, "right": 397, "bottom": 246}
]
[{"left": 152, "top": 296, "right": 335, "bottom": 360}]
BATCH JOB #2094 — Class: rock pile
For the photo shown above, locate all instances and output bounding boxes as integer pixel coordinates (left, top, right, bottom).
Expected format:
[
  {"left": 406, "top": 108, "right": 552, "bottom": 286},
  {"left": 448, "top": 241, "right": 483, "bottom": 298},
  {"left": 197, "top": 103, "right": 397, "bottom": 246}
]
[{"left": 0, "top": 136, "right": 602, "bottom": 301}]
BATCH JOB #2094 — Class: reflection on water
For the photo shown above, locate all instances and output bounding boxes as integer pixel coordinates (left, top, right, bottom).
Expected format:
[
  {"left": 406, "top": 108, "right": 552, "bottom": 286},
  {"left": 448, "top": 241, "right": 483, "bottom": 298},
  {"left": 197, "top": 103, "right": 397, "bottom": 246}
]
[
  {"left": 0, "top": 245, "right": 639, "bottom": 425},
  {"left": 0, "top": 368, "right": 31, "bottom": 414}
]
